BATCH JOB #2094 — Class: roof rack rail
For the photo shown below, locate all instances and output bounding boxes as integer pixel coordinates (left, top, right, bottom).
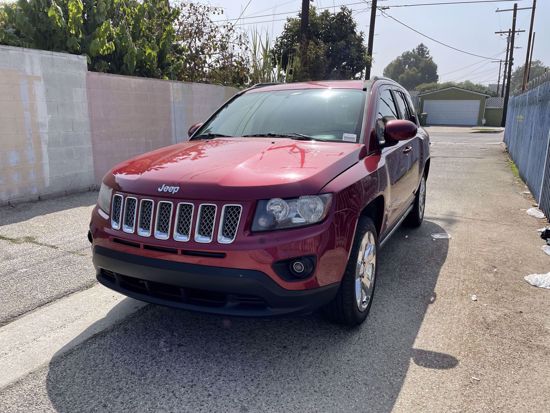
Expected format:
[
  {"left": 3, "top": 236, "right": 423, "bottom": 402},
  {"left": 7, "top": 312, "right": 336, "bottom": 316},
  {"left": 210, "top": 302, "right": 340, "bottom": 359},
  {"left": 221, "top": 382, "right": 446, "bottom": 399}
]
[
  {"left": 364, "top": 76, "right": 397, "bottom": 91},
  {"left": 250, "top": 82, "right": 281, "bottom": 89}
]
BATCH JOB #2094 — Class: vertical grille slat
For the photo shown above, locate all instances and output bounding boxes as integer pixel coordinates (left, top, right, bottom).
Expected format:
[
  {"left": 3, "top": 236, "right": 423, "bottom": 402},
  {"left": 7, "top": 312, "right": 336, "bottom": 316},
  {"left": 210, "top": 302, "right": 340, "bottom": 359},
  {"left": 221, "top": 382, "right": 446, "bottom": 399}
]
[
  {"left": 137, "top": 199, "right": 154, "bottom": 237},
  {"left": 111, "top": 194, "right": 123, "bottom": 230},
  {"left": 218, "top": 205, "right": 242, "bottom": 244},
  {"left": 111, "top": 195, "right": 241, "bottom": 245},
  {"left": 195, "top": 204, "right": 217, "bottom": 243},
  {"left": 155, "top": 201, "right": 173, "bottom": 240},
  {"left": 174, "top": 203, "right": 194, "bottom": 242},
  {"left": 123, "top": 197, "right": 137, "bottom": 233}
]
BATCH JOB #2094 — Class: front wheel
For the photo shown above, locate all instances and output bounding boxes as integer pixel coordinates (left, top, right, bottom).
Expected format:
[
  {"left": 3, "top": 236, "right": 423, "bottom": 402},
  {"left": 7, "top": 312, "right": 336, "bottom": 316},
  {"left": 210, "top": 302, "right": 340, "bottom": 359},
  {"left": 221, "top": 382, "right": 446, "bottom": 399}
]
[
  {"left": 404, "top": 175, "right": 426, "bottom": 227},
  {"left": 323, "top": 216, "right": 378, "bottom": 326}
]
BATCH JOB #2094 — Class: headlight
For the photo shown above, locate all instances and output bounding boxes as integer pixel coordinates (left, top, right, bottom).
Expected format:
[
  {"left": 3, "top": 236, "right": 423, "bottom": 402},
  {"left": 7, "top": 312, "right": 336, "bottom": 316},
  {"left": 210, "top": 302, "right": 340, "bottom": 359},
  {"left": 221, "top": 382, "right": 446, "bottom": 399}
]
[
  {"left": 252, "top": 194, "right": 332, "bottom": 232},
  {"left": 97, "top": 183, "right": 113, "bottom": 214}
]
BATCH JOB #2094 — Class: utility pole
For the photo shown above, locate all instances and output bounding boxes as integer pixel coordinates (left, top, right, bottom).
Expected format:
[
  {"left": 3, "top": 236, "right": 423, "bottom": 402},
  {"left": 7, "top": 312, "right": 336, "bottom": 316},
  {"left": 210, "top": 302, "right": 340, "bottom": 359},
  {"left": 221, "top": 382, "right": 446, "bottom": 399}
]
[
  {"left": 522, "top": 0, "right": 536, "bottom": 91},
  {"left": 365, "top": 0, "right": 378, "bottom": 80},
  {"left": 496, "top": 59, "right": 503, "bottom": 96},
  {"left": 500, "top": 3, "right": 518, "bottom": 127},
  {"left": 527, "top": 31, "right": 536, "bottom": 83},
  {"left": 300, "top": 0, "right": 310, "bottom": 80},
  {"left": 501, "top": 30, "right": 511, "bottom": 98}
]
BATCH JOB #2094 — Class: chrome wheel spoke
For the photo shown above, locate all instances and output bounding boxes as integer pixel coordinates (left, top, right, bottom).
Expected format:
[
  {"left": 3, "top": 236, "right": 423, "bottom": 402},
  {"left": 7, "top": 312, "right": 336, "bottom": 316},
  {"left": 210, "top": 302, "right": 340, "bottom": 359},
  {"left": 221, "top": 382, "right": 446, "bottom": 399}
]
[{"left": 355, "top": 230, "right": 376, "bottom": 312}]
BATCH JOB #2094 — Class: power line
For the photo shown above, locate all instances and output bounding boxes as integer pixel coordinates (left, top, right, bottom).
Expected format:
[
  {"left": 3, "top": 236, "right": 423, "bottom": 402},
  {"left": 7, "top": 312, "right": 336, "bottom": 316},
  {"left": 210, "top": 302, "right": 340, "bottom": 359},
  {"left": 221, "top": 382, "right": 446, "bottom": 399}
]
[
  {"left": 214, "top": 1, "right": 369, "bottom": 23},
  {"left": 230, "top": 0, "right": 254, "bottom": 28},
  {"left": 377, "top": 7, "right": 502, "bottom": 60},
  {"left": 381, "top": 0, "right": 523, "bottom": 8},
  {"left": 440, "top": 49, "right": 506, "bottom": 76}
]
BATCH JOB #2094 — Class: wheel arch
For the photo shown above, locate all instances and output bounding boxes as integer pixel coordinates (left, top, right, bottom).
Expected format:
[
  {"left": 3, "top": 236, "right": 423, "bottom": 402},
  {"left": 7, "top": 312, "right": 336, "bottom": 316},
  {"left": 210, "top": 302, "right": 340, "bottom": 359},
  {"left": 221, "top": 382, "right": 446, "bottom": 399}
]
[
  {"left": 424, "top": 157, "right": 431, "bottom": 179},
  {"left": 360, "top": 195, "right": 385, "bottom": 236}
]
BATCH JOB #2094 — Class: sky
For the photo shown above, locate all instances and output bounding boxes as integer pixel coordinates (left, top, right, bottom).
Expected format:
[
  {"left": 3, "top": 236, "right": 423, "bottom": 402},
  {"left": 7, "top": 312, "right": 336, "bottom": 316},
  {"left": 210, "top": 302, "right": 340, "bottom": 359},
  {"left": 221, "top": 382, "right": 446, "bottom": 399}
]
[{"left": 196, "top": 0, "right": 549, "bottom": 85}]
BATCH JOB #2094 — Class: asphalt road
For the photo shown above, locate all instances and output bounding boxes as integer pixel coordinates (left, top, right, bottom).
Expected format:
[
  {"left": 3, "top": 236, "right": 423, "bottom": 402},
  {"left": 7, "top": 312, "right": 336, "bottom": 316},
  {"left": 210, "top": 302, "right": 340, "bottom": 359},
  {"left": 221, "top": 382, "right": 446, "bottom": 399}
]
[{"left": 0, "top": 128, "right": 549, "bottom": 412}]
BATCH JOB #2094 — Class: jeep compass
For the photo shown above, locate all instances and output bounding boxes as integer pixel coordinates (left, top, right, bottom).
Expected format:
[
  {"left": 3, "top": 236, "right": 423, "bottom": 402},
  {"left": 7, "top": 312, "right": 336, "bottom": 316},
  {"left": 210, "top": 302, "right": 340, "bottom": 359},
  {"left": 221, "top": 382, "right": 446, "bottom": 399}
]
[{"left": 89, "top": 78, "right": 430, "bottom": 326}]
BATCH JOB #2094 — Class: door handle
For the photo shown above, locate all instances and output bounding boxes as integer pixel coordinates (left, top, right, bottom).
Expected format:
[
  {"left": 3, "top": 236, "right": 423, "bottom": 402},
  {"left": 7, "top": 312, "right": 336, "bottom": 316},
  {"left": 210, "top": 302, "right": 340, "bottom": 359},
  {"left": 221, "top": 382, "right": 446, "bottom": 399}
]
[{"left": 403, "top": 146, "right": 412, "bottom": 154}]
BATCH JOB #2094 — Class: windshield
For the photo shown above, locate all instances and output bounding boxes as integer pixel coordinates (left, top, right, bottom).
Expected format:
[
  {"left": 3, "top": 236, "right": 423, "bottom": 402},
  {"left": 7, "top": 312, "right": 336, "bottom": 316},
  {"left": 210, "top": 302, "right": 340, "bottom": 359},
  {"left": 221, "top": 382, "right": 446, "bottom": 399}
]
[{"left": 195, "top": 88, "right": 366, "bottom": 143}]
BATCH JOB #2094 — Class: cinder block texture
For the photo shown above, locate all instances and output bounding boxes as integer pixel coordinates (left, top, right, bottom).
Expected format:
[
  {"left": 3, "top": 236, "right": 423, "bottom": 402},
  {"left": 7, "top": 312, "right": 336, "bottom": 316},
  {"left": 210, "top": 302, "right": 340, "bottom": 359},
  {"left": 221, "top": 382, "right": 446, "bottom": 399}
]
[
  {"left": 1, "top": 46, "right": 238, "bottom": 204},
  {"left": 171, "top": 82, "right": 237, "bottom": 143},
  {"left": 0, "top": 46, "right": 93, "bottom": 204},
  {"left": 87, "top": 73, "right": 174, "bottom": 182}
]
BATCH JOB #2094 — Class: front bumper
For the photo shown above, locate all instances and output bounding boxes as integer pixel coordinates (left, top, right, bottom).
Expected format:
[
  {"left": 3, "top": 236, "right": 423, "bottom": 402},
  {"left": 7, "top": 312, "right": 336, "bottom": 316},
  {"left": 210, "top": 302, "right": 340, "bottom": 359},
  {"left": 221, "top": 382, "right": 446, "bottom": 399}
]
[{"left": 93, "top": 246, "right": 339, "bottom": 316}]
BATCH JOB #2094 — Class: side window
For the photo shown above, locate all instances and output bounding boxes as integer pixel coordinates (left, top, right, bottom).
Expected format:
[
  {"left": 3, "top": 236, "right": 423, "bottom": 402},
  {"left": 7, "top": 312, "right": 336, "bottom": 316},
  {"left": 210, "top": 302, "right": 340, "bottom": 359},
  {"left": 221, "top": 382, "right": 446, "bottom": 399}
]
[
  {"left": 404, "top": 93, "right": 419, "bottom": 123},
  {"left": 377, "top": 89, "right": 399, "bottom": 121},
  {"left": 397, "top": 90, "right": 419, "bottom": 124},
  {"left": 394, "top": 91, "right": 411, "bottom": 121}
]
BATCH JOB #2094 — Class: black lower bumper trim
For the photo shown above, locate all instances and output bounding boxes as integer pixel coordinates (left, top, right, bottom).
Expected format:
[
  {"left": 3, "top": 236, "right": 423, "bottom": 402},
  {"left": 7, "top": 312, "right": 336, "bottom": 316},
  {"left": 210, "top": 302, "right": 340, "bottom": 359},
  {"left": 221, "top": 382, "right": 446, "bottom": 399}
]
[{"left": 93, "top": 246, "right": 339, "bottom": 316}]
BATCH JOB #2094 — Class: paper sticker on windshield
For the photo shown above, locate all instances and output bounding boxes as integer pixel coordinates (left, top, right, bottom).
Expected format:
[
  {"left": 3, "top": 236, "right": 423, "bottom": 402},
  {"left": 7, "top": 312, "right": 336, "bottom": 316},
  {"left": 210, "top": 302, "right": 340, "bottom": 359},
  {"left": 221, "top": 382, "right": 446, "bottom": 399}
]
[{"left": 342, "top": 133, "right": 357, "bottom": 142}]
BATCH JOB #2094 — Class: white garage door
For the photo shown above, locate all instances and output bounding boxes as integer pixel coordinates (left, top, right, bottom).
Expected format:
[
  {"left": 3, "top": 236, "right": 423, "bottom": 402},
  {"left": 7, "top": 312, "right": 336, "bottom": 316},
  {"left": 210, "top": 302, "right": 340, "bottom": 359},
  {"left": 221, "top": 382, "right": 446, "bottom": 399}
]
[{"left": 423, "top": 100, "right": 480, "bottom": 126}]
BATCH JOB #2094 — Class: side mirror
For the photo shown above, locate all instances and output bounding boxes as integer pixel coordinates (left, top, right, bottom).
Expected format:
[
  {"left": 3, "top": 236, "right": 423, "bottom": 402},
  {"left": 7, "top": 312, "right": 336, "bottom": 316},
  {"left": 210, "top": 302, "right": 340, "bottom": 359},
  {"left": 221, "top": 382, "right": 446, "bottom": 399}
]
[
  {"left": 188, "top": 122, "right": 203, "bottom": 137},
  {"left": 384, "top": 119, "right": 418, "bottom": 141}
]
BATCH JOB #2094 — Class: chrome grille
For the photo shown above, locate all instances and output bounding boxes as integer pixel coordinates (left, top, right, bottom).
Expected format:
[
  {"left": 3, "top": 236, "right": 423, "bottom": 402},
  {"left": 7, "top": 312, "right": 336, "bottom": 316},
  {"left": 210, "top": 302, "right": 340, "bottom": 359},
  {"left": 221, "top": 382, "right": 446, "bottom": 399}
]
[
  {"left": 155, "top": 201, "right": 173, "bottom": 240},
  {"left": 111, "top": 194, "right": 123, "bottom": 230},
  {"left": 122, "top": 197, "right": 137, "bottom": 233},
  {"left": 110, "top": 195, "right": 241, "bottom": 244},
  {"left": 174, "top": 203, "right": 194, "bottom": 242},
  {"left": 218, "top": 205, "right": 242, "bottom": 244},
  {"left": 195, "top": 204, "right": 217, "bottom": 243},
  {"left": 137, "top": 199, "right": 154, "bottom": 237}
]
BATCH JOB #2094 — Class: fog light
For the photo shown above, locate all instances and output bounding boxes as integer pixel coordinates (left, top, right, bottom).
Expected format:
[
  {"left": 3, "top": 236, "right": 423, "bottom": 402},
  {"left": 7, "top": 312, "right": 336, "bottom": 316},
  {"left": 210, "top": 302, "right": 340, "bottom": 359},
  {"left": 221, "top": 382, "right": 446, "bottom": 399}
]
[
  {"left": 289, "top": 257, "right": 315, "bottom": 279},
  {"left": 273, "top": 255, "right": 317, "bottom": 281},
  {"left": 292, "top": 261, "right": 305, "bottom": 274}
]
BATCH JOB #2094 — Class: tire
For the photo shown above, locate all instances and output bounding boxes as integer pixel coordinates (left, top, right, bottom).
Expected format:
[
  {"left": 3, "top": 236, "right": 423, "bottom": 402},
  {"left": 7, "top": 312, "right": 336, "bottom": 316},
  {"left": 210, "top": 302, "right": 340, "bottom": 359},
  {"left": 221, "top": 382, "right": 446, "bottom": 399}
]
[
  {"left": 323, "top": 216, "right": 378, "bottom": 326},
  {"left": 404, "top": 175, "right": 426, "bottom": 228}
]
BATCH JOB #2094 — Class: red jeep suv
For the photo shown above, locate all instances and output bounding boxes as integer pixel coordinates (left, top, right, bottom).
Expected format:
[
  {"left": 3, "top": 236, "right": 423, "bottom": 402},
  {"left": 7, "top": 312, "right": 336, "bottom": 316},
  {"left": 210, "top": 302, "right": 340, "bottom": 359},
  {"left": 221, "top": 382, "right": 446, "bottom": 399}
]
[{"left": 89, "top": 78, "right": 430, "bottom": 326}]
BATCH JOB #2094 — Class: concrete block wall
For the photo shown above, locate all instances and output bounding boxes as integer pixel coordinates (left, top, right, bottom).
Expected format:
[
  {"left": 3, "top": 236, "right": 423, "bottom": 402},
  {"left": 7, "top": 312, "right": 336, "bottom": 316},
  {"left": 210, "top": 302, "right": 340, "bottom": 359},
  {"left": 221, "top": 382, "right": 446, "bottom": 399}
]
[
  {"left": 171, "top": 82, "right": 236, "bottom": 143},
  {"left": 87, "top": 73, "right": 174, "bottom": 183},
  {"left": 0, "top": 46, "right": 94, "bottom": 203},
  {"left": 0, "top": 46, "right": 237, "bottom": 204}
]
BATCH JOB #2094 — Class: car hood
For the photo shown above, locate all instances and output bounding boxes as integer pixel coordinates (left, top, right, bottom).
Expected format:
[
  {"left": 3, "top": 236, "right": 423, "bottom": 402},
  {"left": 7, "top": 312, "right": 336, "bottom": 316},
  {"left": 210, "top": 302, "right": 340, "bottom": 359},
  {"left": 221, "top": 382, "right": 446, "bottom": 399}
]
[{"left": 108, "top": 138, "right": 364, "bottom": 200}]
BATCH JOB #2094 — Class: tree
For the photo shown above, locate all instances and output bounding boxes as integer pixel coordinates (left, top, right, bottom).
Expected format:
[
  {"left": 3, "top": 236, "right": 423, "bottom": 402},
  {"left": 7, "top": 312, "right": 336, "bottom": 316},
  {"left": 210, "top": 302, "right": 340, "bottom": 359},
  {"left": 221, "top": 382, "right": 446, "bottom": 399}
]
[
  {"left": 0, "top": 0, "right": 180, "bottom": 78},
  {"left": 510, "top": 60, "right": 548, "bottom": 92},
  {"left": 383, "top": 44, "right": 438, "bottom": 90},
  {"left": 172, "top": 2, "right": 249, "bottom": 86},
  {"left": 0, "top": 0, "right": 250, "bottom": 85},
  {"left": 271, "top": 6, "right": 367, "bottom": 81}
]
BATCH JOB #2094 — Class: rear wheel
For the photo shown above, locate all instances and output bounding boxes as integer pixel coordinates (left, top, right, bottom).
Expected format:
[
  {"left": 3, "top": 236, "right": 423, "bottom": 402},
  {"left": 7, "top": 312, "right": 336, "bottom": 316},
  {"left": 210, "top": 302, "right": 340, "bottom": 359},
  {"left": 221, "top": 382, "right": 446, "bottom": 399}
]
[
  {"left": 404, "top": 175, "right": 426, "bottom": 227},
  {"left": 323, "top": 216, "right": 378, "bottom": 326}
]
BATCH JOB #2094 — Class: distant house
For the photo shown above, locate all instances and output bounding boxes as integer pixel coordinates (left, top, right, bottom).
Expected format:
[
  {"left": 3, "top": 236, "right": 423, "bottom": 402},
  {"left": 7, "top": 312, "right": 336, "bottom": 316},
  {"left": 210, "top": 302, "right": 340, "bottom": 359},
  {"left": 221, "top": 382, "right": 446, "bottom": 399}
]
[
  {"left": 418, "top": 87, "right": 489, "bottom": 126},
  {"left": 484, "top": 96, "right": 504, "bottom": 127}
]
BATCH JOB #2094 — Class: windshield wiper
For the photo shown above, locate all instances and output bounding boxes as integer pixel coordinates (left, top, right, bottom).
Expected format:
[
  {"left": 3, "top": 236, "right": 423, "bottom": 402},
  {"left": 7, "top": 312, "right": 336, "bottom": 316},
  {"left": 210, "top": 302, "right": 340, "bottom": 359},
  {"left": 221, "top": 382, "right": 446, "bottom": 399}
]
[
  {"left": 192, "top": 132, "right": 233, "bottom": 140},
  {"left": 241, "top": 132, "right": 324, "bottom": 141}
]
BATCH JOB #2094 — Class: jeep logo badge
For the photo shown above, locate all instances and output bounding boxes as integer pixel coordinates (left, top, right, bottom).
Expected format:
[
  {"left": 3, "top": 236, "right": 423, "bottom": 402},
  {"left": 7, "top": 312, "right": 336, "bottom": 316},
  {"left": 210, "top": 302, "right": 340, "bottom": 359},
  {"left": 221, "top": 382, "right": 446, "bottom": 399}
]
[{"left": 158, "top": 184, "right": 180, "bottom": 195}]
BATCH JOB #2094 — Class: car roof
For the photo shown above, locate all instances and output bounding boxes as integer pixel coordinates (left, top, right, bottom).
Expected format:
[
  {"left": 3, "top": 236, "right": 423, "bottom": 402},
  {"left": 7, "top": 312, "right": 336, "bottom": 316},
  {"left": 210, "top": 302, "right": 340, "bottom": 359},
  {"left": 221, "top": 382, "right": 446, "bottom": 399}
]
[
  {"left": 246, "top": 80, "right": 364, "bottom": 93},
  {"left": 245, "top": 78, "right": 402, "bottom": 93}
]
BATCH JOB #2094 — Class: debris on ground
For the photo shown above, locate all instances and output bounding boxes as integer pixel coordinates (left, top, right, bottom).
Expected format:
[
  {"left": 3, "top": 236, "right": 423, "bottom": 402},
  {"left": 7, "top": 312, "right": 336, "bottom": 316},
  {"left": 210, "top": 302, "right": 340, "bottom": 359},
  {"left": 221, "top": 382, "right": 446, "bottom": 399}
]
[
  {"left": 431, "top": 233, "right": 452, "bottom": 240},
  {"left": 540, "top": 228, "right": 550, "bottom": 245},
  {"left": 471, "top": 294, "right": 478, "bottom": 301},
  {"left": 524, "top": 272, "right": 550, "bottom": 289},
  {"left": 526, "top": 207, "right": 545, "bottom": 219},
  {"left": 542, "top": 245, "right": 550, "bottom": 256}
]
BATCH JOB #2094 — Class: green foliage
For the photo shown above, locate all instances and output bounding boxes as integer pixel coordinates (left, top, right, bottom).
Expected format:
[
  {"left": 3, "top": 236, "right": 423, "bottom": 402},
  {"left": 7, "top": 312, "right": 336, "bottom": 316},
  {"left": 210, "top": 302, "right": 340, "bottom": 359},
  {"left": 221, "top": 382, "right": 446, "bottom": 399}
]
[
  {"left": 271, "top": 6, "right": 367, "bottom": 81},
  {"left": 415, "top": 80, "right": 496, "bottom": 96},
  {"left": 172, "top": 2, "right": 249, "bottom": 86},
  {"left": 0, "top": 0, "right": 250, "bottom": 85},
  {"left": 510, "top": 60, "right": 549, "bottom": 92},
  {"left": 383, "top": 44, "right": 438, "bottom": 89},
  {"left": 248, "top": 29, "right": 298, "bottom": 84}
]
